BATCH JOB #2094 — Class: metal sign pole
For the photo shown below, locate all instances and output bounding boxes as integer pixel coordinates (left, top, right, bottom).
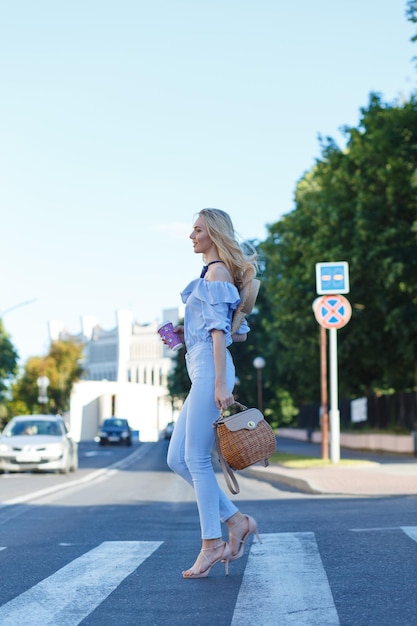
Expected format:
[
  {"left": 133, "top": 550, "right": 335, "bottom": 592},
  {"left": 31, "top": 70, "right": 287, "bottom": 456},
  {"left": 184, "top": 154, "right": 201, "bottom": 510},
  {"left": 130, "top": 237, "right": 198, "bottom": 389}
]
[
  {"left": 320, "top": 326, "right": 329, "bottom": 461},
  {"left": 329, "top": 327, "right": 340, "bottom": 463},
  {"left": 315, "top": 261, "right": 350, "bottom": 465}
]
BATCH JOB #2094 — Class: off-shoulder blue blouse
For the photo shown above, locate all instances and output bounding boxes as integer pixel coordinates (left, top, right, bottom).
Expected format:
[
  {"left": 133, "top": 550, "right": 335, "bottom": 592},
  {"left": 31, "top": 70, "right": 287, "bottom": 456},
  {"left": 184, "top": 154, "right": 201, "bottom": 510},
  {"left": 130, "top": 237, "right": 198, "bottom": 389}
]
[{"left": 180, "top": 278, "right": 249, "bottom": 350}]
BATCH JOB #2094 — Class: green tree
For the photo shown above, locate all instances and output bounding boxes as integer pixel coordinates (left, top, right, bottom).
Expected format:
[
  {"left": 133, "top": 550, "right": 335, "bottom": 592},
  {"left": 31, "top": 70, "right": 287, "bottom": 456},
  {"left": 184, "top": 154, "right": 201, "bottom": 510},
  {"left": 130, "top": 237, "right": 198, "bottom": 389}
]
[
  {"left": 229, "top": 270, "right": 298, "bottom": 427},
  {"left": 407, "top": 0, "right": 417, "bottom": 46},
  {"left": 0, "top": 320, "right": 19, "bottom": 422},
  {"left": 167, "top": 344, "right": 189, "bottom": 410},
  {"left": 8, "top": 340, "right": 84, "bottom": 417},
  {"left": 261, "top": 93, "right": 417, "bottom": 405}
]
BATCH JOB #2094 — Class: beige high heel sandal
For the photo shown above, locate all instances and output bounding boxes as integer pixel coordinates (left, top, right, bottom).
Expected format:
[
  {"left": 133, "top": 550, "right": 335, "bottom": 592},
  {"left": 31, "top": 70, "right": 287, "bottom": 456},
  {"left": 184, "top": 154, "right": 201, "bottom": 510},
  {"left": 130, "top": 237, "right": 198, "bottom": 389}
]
[
  {"left": 228, "top": 514, "right": 262, "bottom": 561},
  {"left": 182, "top": 542, "right": 231, "bottom": 579}
]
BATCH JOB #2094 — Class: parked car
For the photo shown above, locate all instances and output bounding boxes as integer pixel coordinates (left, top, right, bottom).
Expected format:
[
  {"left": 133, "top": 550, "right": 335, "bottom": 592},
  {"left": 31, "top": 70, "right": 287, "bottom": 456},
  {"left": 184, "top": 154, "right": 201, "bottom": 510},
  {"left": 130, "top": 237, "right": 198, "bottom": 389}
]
[
  {"left": 96, "top": 417, "right": 132, "bottom": 446},
  {"left": 0, "top": 414, "right": 78, "bottom": 474},
  {"left": 163, "top": 421, "right": 175, "bottom": 439}
]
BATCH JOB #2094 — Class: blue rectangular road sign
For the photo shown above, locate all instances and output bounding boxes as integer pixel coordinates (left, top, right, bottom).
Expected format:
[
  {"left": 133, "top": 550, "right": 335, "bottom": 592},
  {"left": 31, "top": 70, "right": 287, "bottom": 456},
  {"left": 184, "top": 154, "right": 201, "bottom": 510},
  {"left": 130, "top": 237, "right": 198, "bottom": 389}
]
[{"left": 316, "top": 261, "right": 350, "bottom": 294}]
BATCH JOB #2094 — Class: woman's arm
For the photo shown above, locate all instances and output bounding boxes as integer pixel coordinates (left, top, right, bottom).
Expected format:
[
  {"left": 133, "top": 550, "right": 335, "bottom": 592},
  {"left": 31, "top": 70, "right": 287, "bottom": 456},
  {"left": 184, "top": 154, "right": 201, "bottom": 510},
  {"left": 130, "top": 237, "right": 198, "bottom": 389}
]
[
  {"left": 212, "top": 329, "right": 235, "bottom": 410},
  {"left": 232, "top": 332, "right": 247, "bottom": 343}
]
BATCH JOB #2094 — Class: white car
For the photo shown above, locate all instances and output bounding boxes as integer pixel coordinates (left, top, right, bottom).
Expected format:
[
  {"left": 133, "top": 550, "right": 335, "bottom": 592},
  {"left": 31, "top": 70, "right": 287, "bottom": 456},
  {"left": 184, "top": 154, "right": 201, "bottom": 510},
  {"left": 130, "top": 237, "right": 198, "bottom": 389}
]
[{"left": 0, "top": 415, "right": 78, "bottom": 474}]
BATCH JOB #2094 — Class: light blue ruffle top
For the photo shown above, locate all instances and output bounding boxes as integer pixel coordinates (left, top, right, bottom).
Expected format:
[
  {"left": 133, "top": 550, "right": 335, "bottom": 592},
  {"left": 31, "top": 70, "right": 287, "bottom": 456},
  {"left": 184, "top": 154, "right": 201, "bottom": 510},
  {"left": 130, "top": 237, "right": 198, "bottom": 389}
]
[{"left": 180, "top": 278, "right": 250, "bottom": 350}]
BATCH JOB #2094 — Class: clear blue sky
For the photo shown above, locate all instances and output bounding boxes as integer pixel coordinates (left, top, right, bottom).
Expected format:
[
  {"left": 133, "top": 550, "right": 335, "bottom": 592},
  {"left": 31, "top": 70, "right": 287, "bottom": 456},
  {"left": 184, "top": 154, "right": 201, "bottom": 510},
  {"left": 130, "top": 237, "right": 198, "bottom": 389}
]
[{"left": 1, "top": 0, "right": 415, "bottom": 363}]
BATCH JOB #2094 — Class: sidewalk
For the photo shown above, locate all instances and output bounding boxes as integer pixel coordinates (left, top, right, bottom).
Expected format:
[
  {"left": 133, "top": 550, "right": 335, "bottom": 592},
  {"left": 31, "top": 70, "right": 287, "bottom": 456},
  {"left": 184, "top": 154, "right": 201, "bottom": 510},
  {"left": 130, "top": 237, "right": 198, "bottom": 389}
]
[{"left": 244, "top": 437, "right": 417, "bottom": 497}]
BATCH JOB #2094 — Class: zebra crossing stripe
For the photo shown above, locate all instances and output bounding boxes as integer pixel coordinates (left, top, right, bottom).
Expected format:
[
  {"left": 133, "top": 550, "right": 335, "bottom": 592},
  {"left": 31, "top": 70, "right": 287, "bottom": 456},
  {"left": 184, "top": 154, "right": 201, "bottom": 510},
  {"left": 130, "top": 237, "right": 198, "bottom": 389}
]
[
  {"left": 0, "top": 541, "right": 162, "bottom": 626},
  {"left": 401, "top": 527, "right": 417, "bottom": 542},
  {"left": 3, "top": 529, "right": 414, "bottom": 624},
  {"left": 231, "top": 532, "right": 340, "bottom": 626}
]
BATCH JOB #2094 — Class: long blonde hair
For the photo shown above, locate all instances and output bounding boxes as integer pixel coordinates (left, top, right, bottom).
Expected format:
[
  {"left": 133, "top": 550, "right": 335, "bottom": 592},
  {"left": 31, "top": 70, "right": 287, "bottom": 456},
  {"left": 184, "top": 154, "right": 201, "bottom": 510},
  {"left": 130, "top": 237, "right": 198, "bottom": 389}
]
[{"left": 198, "top": 208, "right": 258, "bottom": 290}]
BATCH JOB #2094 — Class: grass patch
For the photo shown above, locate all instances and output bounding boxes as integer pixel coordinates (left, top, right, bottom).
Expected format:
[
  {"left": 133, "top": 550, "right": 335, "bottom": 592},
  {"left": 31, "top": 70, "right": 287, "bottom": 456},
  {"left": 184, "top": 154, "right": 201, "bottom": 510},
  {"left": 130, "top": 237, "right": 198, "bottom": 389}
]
[{"left": 270, "top": 451, "right": 375, "bottom": 469}]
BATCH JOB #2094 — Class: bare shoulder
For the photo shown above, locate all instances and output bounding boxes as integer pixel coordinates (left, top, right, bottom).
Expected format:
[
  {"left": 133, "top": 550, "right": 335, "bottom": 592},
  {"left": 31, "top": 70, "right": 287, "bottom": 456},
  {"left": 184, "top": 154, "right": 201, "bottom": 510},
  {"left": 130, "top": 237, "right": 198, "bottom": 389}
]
[{"left": 207, "top": 264, "right": 233, "bottom": 283}]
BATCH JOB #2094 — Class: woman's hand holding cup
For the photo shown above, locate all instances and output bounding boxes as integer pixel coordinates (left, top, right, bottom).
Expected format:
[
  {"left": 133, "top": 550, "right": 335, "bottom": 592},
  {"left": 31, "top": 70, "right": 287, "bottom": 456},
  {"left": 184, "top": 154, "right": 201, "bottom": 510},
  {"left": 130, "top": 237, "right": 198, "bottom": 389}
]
[{"left": 157, "top": 321, "right": 184, "bottom": 351}]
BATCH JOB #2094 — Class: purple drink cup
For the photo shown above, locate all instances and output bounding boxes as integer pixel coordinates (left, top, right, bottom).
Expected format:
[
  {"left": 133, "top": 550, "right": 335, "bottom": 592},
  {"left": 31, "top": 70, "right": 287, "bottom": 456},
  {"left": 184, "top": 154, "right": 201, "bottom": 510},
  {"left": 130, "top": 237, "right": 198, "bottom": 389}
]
[{"left": 157, "top": 321, "right": 183, "bottom": 351}]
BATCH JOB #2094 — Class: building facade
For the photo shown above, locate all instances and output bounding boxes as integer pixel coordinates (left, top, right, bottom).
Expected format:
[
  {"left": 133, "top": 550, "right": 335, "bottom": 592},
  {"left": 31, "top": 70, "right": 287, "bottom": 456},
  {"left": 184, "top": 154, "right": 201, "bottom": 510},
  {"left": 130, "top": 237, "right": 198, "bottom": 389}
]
[{"left": 49, "top": 308, "right": 182, "bottom": 442}]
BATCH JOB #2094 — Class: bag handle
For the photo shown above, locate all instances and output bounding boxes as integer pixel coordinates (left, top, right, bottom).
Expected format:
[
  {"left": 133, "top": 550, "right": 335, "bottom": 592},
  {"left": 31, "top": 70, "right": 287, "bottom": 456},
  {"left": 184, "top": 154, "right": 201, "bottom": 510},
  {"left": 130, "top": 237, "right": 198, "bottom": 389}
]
[
  {"left": 226, "top": 400, "right": 247, "bottom": 413},
  {"left": 213, "top": 424, "right": 240, "bottom": 495},
  {"left": 218, "top": 400, "right": 248, "bottom": 421},
  {"left": 214, "top": 401, "right": 251, "bottom": 494}
]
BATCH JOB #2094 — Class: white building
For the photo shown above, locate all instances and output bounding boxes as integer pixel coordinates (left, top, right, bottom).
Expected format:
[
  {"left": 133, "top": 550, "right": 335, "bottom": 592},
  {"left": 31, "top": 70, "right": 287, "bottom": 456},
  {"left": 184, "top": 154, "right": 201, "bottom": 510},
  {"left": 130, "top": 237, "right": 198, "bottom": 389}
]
[{"left": 48, "top": 308, "right": 183, "bottom": 442}]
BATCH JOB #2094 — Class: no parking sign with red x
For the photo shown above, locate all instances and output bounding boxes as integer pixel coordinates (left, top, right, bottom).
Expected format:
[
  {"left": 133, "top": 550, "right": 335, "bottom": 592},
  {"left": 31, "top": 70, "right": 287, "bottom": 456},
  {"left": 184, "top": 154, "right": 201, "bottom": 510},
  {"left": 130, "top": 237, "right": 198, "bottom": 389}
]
[{"left": 313, "top": 294, "right": 352, "bottom": 329}]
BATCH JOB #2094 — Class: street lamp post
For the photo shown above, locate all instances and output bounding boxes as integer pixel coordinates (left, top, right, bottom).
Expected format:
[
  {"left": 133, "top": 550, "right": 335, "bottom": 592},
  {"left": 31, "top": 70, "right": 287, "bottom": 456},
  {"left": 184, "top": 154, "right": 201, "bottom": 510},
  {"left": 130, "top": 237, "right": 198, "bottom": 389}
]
[
  {"left": 0, "top": 298, "right": 37, "bottom": 319},
  {"left": 253, "top": 356, "right": 266, "bottom": 413}
]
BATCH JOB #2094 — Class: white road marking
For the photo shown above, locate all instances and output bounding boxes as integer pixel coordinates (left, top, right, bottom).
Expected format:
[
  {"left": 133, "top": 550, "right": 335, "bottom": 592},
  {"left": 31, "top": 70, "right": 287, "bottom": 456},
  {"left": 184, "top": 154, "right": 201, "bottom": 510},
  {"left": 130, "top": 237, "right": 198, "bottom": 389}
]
[
  {"left": 3, "top": 528, "right": 415, "bottom": 624},
  {"left": 232, "top": 532, "right": 340, "bottom": 626},
  {"left": 401, "top": 526, "right": 417, "bottom": 542},
  {"left": 84, "top": 450, "right": 114, "bottom": 457},
  {"left": 350, "top": 527, "right": 401, "bottom": 532},
  {"left": 0, "top": 540, "right": 162, "bottom": 626}
]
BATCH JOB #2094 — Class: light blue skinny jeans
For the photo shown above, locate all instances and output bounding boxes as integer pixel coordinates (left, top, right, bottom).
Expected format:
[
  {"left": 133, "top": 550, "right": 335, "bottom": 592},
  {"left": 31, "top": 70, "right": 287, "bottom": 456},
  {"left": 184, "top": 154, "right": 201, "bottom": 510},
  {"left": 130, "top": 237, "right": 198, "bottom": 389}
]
[{"left": 167, "top": 342, "right": 239, "bottom": 539}]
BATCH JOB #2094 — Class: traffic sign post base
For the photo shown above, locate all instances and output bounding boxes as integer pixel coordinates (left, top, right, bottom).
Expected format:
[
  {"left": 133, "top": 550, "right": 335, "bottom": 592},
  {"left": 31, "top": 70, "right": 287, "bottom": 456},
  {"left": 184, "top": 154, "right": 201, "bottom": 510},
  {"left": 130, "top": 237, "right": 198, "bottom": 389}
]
[{"left": 330, "top": 408, "right": 340, "bottom": 464}]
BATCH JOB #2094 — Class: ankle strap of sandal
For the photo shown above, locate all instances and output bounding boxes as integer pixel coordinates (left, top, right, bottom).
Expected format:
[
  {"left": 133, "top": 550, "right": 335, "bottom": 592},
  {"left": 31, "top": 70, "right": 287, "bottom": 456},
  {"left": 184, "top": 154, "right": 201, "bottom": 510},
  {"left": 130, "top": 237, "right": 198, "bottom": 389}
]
[{"left": 201, "top": 542, "right": 224, "bottom": 552}]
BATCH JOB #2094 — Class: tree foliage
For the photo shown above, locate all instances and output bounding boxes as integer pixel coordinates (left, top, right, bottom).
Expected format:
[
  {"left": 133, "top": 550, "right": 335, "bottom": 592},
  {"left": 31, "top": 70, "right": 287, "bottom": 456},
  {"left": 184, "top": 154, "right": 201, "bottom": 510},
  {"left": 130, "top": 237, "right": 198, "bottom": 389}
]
[
  {"left": 167, "top": 343, "right": 189, "bottom": 410},
  {"left": 407, "top": 0, "right": 417, "bottom": 43},
  {"left": 8, "top": 340, "right": 84, "bottom": 417},
  {"left": 261, "top": 93, "right": 417, "bottom": 404},
  {"left": 0, "top": 320, "right": 19, "bottom": 412}
]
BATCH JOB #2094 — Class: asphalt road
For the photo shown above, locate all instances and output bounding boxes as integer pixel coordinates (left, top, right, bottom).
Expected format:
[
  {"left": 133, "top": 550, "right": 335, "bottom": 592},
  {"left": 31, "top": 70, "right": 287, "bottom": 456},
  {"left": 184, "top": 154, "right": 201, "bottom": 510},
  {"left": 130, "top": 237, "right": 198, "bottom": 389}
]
[{"left": 1, "top": 439, "right": 417, "bottom": 625}]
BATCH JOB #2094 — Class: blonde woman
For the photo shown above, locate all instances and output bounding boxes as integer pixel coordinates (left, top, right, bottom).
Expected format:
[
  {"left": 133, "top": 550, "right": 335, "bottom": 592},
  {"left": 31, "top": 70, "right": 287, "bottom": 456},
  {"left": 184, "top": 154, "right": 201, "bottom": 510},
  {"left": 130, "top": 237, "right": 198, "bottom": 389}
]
[{"left": 166, "top": 208, "right": 261, "bottom": 579}]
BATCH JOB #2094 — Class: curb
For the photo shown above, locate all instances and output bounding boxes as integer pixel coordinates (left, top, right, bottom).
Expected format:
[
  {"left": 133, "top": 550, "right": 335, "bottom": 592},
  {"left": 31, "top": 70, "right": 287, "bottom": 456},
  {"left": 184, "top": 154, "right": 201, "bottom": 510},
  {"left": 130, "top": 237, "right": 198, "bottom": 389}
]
[{"left": 242, "top": 465, "right": 322, "bottom": 495}]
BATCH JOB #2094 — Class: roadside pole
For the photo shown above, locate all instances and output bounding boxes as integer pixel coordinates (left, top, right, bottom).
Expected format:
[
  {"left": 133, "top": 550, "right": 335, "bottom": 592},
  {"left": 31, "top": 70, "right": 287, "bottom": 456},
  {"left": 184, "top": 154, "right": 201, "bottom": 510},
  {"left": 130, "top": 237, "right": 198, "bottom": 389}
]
[
  {"left": 314, "top": 262, "right": 351, "bottom": 464},
  {"left": 329, "top": 327, "right": 340, "bottom": 463},
  {"left": 320, "top": 325, "right": 329, "bottom": 461}
]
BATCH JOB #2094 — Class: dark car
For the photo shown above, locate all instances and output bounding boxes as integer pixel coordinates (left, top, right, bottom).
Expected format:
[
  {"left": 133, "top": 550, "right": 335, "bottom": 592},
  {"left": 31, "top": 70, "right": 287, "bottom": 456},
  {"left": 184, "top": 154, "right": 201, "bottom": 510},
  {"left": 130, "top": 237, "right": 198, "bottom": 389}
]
[
  {"left": 163, "top": 421, "right": 175, "bottom": 439},
  {"left": 96, "top": 417, "right": 132, "bottom": 446}
]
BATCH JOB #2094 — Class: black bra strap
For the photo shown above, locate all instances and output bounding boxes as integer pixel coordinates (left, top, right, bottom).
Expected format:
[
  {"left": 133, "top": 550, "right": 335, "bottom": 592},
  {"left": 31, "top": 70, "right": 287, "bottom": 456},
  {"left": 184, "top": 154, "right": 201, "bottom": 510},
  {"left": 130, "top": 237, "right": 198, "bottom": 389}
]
[{"left": 200, "top": 260, "right": 224, "bottom": 278}]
